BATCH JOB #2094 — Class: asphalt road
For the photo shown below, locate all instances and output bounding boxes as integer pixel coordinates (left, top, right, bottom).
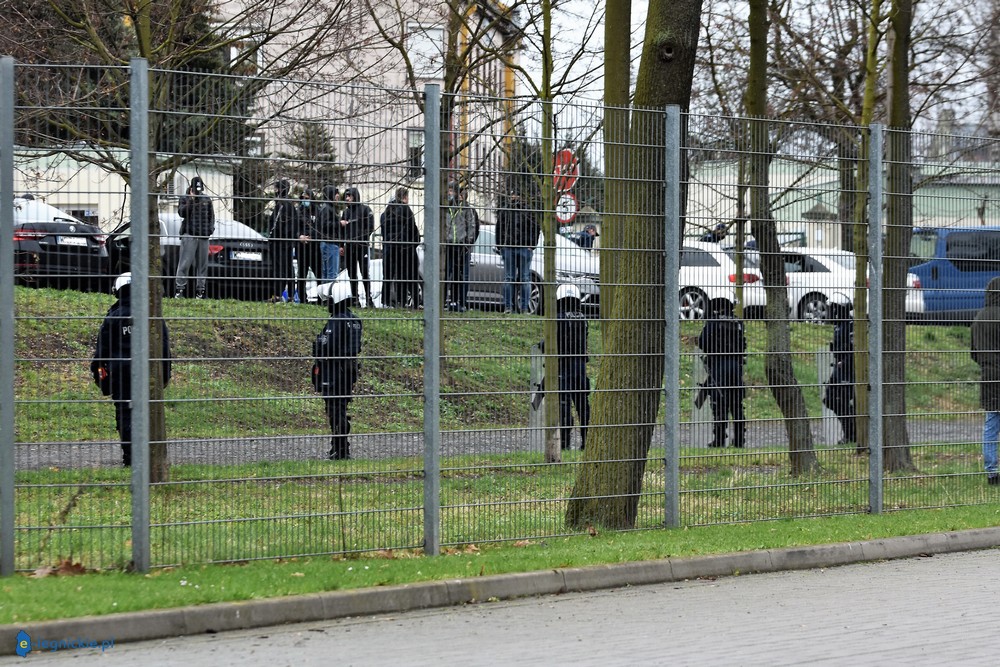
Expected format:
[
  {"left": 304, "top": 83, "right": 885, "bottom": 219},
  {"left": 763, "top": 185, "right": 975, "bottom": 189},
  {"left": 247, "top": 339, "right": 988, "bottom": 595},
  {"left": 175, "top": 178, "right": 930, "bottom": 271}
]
[
  {"left": 14, "top": 417, "right": 984, "bottom": 469},
  {"left": 9, "top": 548, "right": 996, "bottom": 666}
]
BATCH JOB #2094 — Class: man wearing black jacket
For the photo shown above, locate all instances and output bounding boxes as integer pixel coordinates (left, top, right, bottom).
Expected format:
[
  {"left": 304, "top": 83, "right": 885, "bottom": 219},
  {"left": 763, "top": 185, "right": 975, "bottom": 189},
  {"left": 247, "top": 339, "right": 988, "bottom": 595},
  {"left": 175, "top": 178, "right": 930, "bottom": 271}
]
[
  {"left": 340, "top": 187, "right": 375, "bottom": 308},
  {"left": 312, "top": 281, "right": 363, "bottom": 460},
  {"left": 496, "top": 189, "right": 539, "bottom": 314},
  {"left": 175, "top": 176, "right": 215, "bottom": 299},
  {"left": 91, "top": 273, "right": 172, "bottom": 467},
  {"left": 823, "top": 296, "right": 857, "bottom": 448},
  {"left": 268, "top": 179, "right": 297, "bottom": 302},
  {"left": 381, "top": 187, "right": 421, "bottom": 308}
]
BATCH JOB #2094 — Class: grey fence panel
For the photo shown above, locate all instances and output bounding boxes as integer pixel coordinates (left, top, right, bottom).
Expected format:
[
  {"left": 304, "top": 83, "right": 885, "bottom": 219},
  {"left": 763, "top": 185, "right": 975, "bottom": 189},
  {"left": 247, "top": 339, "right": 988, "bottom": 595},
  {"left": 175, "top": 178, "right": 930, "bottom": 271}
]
[{"left": 5, "top": 60, "right": 1000, "bottom": 573}]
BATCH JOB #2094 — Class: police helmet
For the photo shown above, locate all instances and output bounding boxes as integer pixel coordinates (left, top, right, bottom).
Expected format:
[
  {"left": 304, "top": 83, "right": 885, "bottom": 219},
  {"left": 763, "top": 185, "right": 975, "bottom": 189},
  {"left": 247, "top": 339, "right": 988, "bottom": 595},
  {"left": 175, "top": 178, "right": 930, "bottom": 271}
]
[
  {"left": 556, "top": 284, "right": 582, "bottom": 302},
  {"left": 709, "top": 297, "right": 734, "bottom": 317},
  {"left": 319, "top": 281, "right": 353, "bottom": 308},
  {"left": 113, "top": 272, "right": 132, "bottom": 296}
]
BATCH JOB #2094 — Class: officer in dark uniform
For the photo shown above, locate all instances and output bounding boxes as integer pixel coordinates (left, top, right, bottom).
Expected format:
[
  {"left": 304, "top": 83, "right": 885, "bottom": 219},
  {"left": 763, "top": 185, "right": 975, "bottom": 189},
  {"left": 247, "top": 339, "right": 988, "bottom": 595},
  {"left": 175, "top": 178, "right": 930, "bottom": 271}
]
[
  {"left": 552, "top": 284, "right": 591, "bottom": 450},
  {"left": 824, "top": 295, "right": 857, "bottom": 447},
  {"left": 697, "top": 298, "right": 746, "bottom": 448},
  {"left": 312, "top": 281, "right": 363, "bottom": 460},
  {"left": 91, "top": 273, "right": 172, "bottom": 467}
]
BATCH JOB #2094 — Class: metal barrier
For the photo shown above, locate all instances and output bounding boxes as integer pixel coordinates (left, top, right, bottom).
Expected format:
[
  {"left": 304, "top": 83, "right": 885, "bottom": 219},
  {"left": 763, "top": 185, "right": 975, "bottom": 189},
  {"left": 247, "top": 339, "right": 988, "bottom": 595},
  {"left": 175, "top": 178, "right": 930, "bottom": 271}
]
[{"left": 2, "top": 60, "right": 999, "bottom": 574}]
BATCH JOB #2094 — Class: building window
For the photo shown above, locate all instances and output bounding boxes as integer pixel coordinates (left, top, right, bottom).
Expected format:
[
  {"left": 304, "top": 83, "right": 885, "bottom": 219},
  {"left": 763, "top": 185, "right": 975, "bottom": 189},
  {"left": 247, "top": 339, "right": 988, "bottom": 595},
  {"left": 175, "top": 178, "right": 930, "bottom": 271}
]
[
  {"left": 407, "top": 24, "right": 444, "bottom": 78},
  {"left": 408, "top": 129, "right": 424, "bottom": 178}
]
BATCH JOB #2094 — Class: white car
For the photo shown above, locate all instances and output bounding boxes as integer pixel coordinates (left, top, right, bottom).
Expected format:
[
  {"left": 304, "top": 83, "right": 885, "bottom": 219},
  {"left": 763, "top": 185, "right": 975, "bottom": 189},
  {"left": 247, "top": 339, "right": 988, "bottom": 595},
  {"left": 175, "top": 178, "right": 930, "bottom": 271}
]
[
  {"left": 679, "top": 240, "right": 766, "bottom": 320},
  {"left": 737, "top": 246, "right": 924, "bottom": 322}
]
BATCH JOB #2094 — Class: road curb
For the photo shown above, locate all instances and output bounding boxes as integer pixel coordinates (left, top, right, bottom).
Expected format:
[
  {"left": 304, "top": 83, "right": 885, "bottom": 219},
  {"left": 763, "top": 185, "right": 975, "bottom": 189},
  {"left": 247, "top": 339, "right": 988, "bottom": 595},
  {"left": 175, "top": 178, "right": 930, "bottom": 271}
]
[{"left": 3, "top": 527, "right": 999, "bottom": 655}]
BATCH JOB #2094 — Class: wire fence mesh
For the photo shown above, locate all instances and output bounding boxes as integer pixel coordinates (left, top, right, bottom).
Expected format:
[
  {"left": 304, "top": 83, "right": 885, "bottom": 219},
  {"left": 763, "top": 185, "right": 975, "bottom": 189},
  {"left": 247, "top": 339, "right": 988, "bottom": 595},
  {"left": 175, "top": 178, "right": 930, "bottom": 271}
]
[{"left": 3, "top": 60, "right": 1000, "bottom": 573}]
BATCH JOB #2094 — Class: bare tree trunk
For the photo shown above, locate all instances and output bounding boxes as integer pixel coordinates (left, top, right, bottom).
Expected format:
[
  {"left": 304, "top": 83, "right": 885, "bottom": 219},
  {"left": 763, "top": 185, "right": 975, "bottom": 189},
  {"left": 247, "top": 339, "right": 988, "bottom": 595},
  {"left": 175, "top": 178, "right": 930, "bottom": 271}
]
[
  {"left": 567, "top": 0, "right": 703, "bottom": 530},
  {"left": 744, "top": 0, "right": 817, "bottom": 474},
  {"left": 883, "top": 0, "right": 917, "bottom": 472}
]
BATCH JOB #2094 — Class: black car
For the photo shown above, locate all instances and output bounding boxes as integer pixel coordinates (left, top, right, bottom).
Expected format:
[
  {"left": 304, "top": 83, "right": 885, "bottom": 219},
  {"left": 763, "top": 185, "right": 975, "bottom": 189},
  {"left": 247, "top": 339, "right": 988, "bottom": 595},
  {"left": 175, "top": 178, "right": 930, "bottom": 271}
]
[
  {"left": 108, "top": 213, "right": 273, "bottom": 300},
  {"left": 12, "top": 197, "right": 109, "bottom": 291}
]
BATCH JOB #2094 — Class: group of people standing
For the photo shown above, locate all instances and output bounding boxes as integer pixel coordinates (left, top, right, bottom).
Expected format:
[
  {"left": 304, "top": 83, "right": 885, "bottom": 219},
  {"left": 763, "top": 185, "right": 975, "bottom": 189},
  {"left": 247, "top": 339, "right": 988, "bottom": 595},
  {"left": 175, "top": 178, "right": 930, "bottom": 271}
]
[{"left": 269, "top": 180, "right": 401, "bottom": 309}]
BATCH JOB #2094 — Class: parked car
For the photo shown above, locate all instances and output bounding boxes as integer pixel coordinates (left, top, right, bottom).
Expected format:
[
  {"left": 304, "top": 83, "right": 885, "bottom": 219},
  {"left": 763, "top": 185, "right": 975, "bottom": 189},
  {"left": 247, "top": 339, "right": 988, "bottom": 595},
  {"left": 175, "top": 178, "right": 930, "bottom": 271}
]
[
  {"left": 907, "top": 226, "right": 1000, "bottom": 320},
  {"left": 410, "top": 225, "right": 599, "bottom": 315},
  {"left": 679, "top": 240, "right": 766, "bottom": 320},
  {"left": 108, "top": 213, "right": 272, "bottom": 300},
  {"left": 737, "top": 247, "right": 925, "bottom": 322},
  {"left": 12, "top": 196, "right": 108, "bottom": 291}
]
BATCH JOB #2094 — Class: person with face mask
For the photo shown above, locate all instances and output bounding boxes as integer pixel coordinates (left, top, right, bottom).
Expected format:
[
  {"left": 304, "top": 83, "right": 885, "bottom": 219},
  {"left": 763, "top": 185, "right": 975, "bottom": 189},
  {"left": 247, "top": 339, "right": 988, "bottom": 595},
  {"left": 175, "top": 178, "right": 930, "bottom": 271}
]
[
  {"left": 175, "top": 176, "right": 215, "bottom": 299},
  {"left": 443, "top": 182, "right": 479, "bottom": 312},
  {"left": 697, "top": 298, "right": 747, "bottom": 449},
  {"left": 295, "top": 189, "right": 323, "bottom": 304},
  {"left": 823, "top": 295, "right": 857, "bottom": 448}
]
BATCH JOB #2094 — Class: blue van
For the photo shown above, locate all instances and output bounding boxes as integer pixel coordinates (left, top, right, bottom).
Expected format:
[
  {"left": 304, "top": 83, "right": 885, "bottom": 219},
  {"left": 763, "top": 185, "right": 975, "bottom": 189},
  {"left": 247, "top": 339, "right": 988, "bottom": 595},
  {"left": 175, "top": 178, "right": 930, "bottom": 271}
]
[{"left": 909, "top": 226, "right": 1000, "bottom": 320}]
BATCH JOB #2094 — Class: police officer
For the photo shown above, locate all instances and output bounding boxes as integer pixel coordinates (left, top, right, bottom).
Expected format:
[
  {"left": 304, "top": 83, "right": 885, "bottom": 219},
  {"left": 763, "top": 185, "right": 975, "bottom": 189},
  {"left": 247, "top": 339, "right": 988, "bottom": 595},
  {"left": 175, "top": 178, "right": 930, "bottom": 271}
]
[
  {"left": 824, "top": 294, "right": 857, "bottom": 447},
  {"left": 175, "top": 176, "right": 216, "bottom": 299},
  {"left": 697, "top": 298, "right": 746, "bottom": 448},
  {"left": 91, "top": 273, "right": 172, "bottom": 467},
  {"left": 552, "top": 284, "right": 591, "bottom": 450},
  {"left": 312, "top": 281, "right": 363, "bottom": 460}
]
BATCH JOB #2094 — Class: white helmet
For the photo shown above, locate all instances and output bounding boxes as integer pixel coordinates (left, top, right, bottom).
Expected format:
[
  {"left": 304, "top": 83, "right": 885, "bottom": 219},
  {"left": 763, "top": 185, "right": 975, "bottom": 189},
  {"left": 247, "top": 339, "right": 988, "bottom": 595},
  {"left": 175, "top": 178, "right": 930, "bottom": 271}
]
[
  {"left": 828, "top": 293, "right": 852, "bottom": 309},
  {"left": 319, "top": 281, "right": 353, "bottom": 306},
  {"left": 556, "top": 284, "right": 582, "bottom": 302},
  {"left": 113, "top": 272, "right": 132, "bottom": 295}
]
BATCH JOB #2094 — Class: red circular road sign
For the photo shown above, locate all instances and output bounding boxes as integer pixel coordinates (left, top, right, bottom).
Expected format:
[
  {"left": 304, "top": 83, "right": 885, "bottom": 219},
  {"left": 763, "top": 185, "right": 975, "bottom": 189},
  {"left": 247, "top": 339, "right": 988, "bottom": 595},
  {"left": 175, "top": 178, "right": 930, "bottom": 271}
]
[
  {"left": 555, "top": 192, "right": 579, "bottom": 224},
  {"left": 553, "top": 149, "right": 580, "bottom": 193}
]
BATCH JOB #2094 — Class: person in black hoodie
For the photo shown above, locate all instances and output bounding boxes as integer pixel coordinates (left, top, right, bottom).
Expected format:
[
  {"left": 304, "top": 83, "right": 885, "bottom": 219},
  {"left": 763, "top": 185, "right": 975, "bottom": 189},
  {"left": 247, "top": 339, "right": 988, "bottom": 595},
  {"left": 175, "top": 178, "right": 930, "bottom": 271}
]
[
  {"left": 295, "top": 189, "right": 323, "bottom": 304},
  {"left": 380, "top": 187, "right": 421, "bottom": 307},
  {"left": 175, "top": 176, "right": 215, "bottom": 299},
  {"left": 91, "top": 273, "right": 172, "bottom": 467},
  {"left": 312, "top": 281, "right": 363, "bottom": 460},
  {"left": 496, "top": 188, "right": 539, "bottom": 314},
  {"left": 268, "top": 179, "right": 298, "bottom": 302},
  {"left": 339, "top": 187, "right": 375, "bottom": 308},
  {"left": 316, "top": 185, "right": 342, "bottom": 281}
]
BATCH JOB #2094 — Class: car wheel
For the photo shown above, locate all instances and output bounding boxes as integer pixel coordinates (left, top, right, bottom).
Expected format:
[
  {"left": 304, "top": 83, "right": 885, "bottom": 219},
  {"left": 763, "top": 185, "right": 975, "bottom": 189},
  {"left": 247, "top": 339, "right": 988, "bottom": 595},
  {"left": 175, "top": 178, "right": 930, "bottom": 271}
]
[
  {"left": 799, "top": 293, "right": 829, "bottom": 323},
  {"left": 679, "top": 288, "right": 710, "bottom": 320},
  {"left": 525, "top": 277, "right": 543, "bottom": 315}
]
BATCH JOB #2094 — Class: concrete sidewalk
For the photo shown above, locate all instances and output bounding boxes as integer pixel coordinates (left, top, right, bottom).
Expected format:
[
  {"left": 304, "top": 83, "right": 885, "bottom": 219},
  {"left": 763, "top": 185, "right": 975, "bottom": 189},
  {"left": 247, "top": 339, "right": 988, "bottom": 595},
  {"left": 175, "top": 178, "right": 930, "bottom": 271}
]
[{"left": 3, "top": 526, "right": 1000, "bottom": 656}]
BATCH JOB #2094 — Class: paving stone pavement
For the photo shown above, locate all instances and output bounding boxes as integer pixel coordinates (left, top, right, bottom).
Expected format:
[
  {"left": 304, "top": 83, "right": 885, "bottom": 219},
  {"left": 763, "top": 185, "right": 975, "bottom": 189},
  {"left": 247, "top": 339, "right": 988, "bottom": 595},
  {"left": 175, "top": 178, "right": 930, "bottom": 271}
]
[{"left": 4, "top": 535, "right": 999, "bottom": 665}]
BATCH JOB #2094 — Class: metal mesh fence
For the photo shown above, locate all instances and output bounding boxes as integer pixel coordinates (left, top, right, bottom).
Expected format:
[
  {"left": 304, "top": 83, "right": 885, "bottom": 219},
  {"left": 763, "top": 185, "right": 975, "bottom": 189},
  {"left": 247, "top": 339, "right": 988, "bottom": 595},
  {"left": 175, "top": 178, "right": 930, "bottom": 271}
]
[{"left": 3, "top": 60, "right": 1000, "bottom": 573}]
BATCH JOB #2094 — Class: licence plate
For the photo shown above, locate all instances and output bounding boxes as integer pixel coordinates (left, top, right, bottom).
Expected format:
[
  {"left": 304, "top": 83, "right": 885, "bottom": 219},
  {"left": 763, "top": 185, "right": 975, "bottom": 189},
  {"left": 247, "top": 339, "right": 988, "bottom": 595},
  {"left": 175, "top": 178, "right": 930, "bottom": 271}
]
[
  {"left": 231, "top": 250, "right": 262, "bottom": 261},
  {"left": 57, "top": 236, "right": 88, "bottom": 246}
]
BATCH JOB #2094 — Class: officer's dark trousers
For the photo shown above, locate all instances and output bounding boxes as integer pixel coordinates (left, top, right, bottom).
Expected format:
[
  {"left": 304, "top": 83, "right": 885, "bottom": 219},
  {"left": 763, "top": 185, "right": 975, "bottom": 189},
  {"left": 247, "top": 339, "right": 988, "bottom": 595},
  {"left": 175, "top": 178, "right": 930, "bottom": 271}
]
[
  {"left": 710, "top": 387, "right": 745, "bottom": 448},
  {"left": 114, "top": 400, "right": 132, "bottom": 466},
  {"left": 324, "top": 396, "right": 352, "bottom": 459},
  {"left": 826, "top": 383, "right": 857, "bottom": 444},
  {"left": 559, "top": 375, "right": 591, "bottom": 450}
]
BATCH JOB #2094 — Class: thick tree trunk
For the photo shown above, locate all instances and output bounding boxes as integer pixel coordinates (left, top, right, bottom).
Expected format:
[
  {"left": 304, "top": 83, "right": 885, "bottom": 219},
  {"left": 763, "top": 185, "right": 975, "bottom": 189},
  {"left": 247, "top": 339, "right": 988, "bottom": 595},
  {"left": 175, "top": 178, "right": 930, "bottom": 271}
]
[
  {"left": 883, "top": 0, "right": 917, "bottom": 472},
  {"left": 744, "top": 1, "right": 817, "bottom": 474},
  {"left": 566, "top": 0, "right": 703, "bottom": 530}
]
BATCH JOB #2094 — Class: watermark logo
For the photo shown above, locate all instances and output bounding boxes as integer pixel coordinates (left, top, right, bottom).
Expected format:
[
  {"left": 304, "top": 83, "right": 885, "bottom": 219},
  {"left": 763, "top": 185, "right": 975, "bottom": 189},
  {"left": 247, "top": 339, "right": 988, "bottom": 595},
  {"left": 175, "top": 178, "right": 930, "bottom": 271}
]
[
  {"left": 15, "top": 630, "right": 30, "bottom": 658},
  {"left": 13, "top": 630, "right": 115, "bottom": 657}
]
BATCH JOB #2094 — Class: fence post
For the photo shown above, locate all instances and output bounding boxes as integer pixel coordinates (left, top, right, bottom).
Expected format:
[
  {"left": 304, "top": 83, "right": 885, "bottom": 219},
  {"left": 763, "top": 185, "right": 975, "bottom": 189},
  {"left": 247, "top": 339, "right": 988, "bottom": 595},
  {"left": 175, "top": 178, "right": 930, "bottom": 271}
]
[
  {"left": 422, "top": 84, "right": 441, "bottom": 556},
  {"left": 129, "top": 58, "right": 151, "bottom": 571},
  {"left": 867, "top": 123, "right": 884, "bottom": 514},
  {"left": 664, "top": 106, "right": 681, "bottom": 528},
  {"left": 0, "top": 56, "right": 16, "bottom": 576}
]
